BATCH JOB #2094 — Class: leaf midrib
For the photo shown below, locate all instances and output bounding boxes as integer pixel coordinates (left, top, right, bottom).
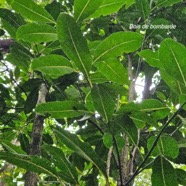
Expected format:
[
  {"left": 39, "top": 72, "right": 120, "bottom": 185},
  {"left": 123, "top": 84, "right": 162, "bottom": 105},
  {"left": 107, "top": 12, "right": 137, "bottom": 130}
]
[
  {"left": 76, "top": 0, "right": 91, "bottom": 22},
  {"left": 100, "top": 2, "right": 124, "bottom": 8},
  {"left": 102, "top": 61, "right": 122, "bottom": 79},
  {"left": 94, "top": 40, "right": 137, "bottom": 62},
  {"left": 55, "top": 130, "right": 103, "bottom": 172},
  {"left": 66, "top": 22, "right": 90, "bottom": 83},
  {"left": 14, "top": 1, "right": 55, "bottom": 23},
  {"left": 3, "top": 154, "right": 57, "bottom": 178},
  {"left": 167, "top": 44, "right": 186, "bottom": 86}
]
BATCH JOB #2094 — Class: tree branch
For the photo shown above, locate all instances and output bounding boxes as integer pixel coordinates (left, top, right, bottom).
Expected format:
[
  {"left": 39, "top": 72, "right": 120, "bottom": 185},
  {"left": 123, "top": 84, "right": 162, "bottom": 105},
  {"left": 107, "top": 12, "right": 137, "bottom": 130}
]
[
  {"left": 124, "top": 101, "right": 186, "bottom": 185},
  {"left": 24, "top": 84, "right": 48, "bottom": 186}
]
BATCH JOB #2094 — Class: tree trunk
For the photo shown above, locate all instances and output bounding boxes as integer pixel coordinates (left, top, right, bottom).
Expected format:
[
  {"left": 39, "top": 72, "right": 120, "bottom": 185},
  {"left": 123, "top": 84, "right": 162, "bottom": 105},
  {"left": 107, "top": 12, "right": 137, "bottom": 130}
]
[
  {"left": 0, "top": 39, "right": 14, "bottom": 53},
  {"left": 24, "top": 84, "right": 48, "bottom": 186}
]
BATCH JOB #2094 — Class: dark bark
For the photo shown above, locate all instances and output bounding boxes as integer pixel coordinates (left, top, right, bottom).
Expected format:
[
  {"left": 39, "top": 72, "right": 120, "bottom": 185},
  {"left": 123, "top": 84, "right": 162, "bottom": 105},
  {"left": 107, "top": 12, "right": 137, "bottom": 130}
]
[
  {"left": 24, "top": 84, "right": 48, "bottom": 186},
  {"left": 0, "top": 39, "right": 14, "bottom": 53},
  {"left": 142, "top": 75, "right": 152, "bottom": 99}
]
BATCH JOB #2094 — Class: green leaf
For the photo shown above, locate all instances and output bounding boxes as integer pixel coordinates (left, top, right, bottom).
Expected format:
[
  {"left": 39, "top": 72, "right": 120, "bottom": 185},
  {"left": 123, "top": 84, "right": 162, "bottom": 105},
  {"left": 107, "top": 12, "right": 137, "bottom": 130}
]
[
  {"left": 0, "top": 140, "right": 25, "bottom": 154},
  {"left": 139, "top": 99, "right": 168, "bottom": 112},
  {"left": 160, "top": 69, "right": 186, "bottom": 95},
  {"left": 6, "top": 43, "right": 32, "bottom": 71},
  {"left": 24, "top": 88, "right": 39, "bottom": 114},
  {"left": 159, "top": 38, "right": 186, "bottom": 86},
  {"left": 53, "top": 126, "right": 106, "bottom": 177},
  {"left": 32, "top": 55, "right": 75, "bottom": 78},
  {"left": 151, "top": 156, "right": 178, "bottom": 186},
  {"left": 139, "top": 99, "right": 170, "bottom": 120},
  {"left": 175, "top": 169, "right": 186, "bottom": 185},
  {"left": 0, "top": 152, "right": 58, "bottom": 177},
  {"left": 91, "top": 84, "right": 115, "bottom": 123},
  {"left": 57, "top": 13, "right": 92, "bottom": 86},
  {"left": 156, "top": 0, "right": 182, "bottom": 8},
  {"left": 65, "top": 86, "right": 81, "bottom": 100},
  {"left": 45, "top": 1, "right": 62, "bottom": 21},
  {"left": 90, "top": 72, "right": 108, "bottom": 84},
  {"left": 113, "top": 114, "right": 138, "bottom": 145},
  {"left": 35, "top": 101, "right": 89, "bottom": 119},
  {"left": 130, "top": 111, "right": 155, "bottom": 128},
  {"left": 74, "top": 0, "right": 104, "bottom": 22},
  {"left": 138, "top": 49, "right": 162, "bottom": 68},
  {"left": 103, "top": 133, "right": 113, "bottom": 148},
  {"left": 0, "top": 8, "right": 24, "bottom": 38},
  {"left": 42, "top": 145, "right": 78, "bottom": 184},
  {"left": 93, "top": 32, "right": 142, "bottom": 62},
  {"left": 115, "top": 134, "right": 125, "bottom": 150},
  {"left": 90, "top": 0, "right": 132, "bottom": 18},
  {"left": 94, "top": 58, "right": 128, "bottom": 84},
  {"left": 147, "top": 18, "right": 172, "bottom": 38},
  {"left": 118, "top": 102, "right": 140, "bottom": 114},
  {"left": 135, "top": 0, "right": 150, "bottom": 20},
  {"left": 18, "top": 134, "right": 29, "bottom": 153},
  {"left": 100, "top": 83, "right": 127, "bottom": 98},
  {"left": 1, "top": 19, "right": 17, "bottom": 38},
  {"left": 6, "top": 0, "right": 55, "bottom": 23},
  {"left": 147, "top": 136, "right": 179, "bottom": 159},
  {"left": 16, "top": 23, "right": 57, "bottom": 43}
]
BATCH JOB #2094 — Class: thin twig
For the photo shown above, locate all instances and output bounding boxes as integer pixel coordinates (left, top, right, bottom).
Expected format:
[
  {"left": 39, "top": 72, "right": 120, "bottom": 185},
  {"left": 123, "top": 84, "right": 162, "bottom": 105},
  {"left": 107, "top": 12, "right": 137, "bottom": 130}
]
[{"left": 106, "top": 146, "right": 113, "bottom": 186}]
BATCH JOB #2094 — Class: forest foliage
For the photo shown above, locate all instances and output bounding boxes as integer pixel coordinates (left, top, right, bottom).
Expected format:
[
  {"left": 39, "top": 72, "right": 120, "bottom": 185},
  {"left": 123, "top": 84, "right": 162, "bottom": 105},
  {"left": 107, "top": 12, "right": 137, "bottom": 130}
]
[{"left": 0, "top": 0, "right": 186, "bottom": 185}]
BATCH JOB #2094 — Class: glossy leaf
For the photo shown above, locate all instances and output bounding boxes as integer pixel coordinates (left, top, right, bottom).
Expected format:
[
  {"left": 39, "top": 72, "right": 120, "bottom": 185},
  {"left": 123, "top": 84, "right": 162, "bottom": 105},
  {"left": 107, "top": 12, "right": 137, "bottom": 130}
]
[
  {"left": 53, "top": 126, "right": 106, "bottom": 177},
  {"left": 151, "top": 156, "right": 178, "bottom": 186},
  {"left": 138, "top": 49, "right": 162, "bottom": 68},
  {"left": 35, "top": 101, "right": 89, "bottom": 119},
  {"left": 6, "top": 0, "right": 55, "bottom": 23},
  {"left": 93, "top": 32, "right": 142, "bottom": 62},
  {"left": 74, "top": 0, "right": 104, "bottom": 22},
  {"left": 148, "top": 136, "right": 179, "bottom": 159},
  {"left": 159, "top": 38, "right": 186, "bottom": 86},
  {"left": 90, "top": 0, "right": 133, "bottom": 18},
  {"left": 0, "top": 152, "right": 57, "bottom": 177},
  {"left": 43, "top": 145, "right": 78, "bottom": 184},
  {"left": 94, "top": 58, "right": 128, "bottom": 84},
  {"left": 135, "top": 0, "right": 150, "bottom": 20},
  {"left": 91, "top": 84, "right": 115, "bottom": 123},
  {"left": 32, "top": 55, "right": 75, "bottom": 78},
  {"left": 16, "top": 23, "right": 57, "bottom": 43},
  {"left": 57, "top": 13, "right": 92, "bottom": 85}
]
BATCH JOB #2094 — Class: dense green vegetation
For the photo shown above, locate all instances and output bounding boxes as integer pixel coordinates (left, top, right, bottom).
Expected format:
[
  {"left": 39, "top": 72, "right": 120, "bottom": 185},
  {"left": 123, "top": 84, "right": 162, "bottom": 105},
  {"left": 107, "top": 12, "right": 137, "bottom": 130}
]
[{"left": 0, "top": 0, "right": 186, "bottom": 185}]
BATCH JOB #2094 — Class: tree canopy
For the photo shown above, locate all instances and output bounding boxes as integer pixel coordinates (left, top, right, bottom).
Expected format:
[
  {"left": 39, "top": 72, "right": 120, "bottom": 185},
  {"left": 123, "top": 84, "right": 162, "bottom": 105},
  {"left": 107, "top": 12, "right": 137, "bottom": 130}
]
[{"left": 0, "top": 0, "right": 186, "bottom": 186}]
